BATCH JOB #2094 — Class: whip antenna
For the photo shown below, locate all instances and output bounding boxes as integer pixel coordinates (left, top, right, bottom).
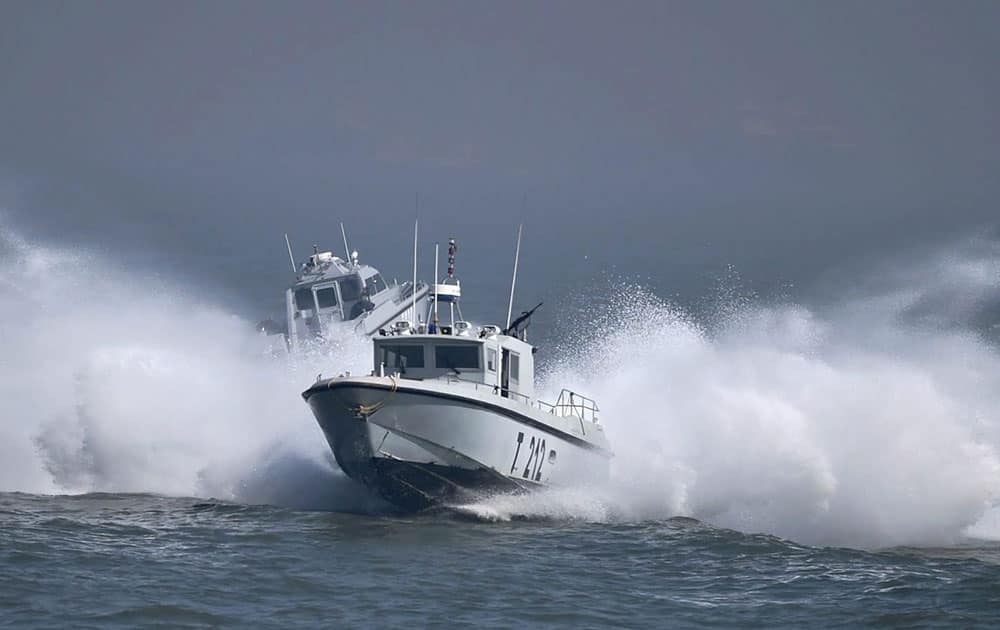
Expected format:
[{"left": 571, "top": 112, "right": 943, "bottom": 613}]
[
  {"left": 433, "top": 242, "right": 440, "bottom": 327},
  {"left": 505, "top": 223, "right": 522, "bottom": 329},
  {"left": 284, "top": 233, "right": 296, "bottom": 273},
  {"left": 340, "top": 223, "right": 351, "bottom": 264},
  {"left": 411, "top": 218, "right": 419, "bottom": 323}
]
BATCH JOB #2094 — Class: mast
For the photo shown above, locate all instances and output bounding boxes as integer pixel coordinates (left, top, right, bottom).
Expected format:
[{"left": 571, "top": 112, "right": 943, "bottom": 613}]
[
  {"left": 448, "top": 238, "right": 457, "bottom": 326},
  {"left": 433, "top": 242, "right": 440, "bottom": 328},
  {"left": 411, "top": 218, "right": 418, "bottom": 324},
  {"left": 505, "top": 224, "right": 523, "bottom": 329}
]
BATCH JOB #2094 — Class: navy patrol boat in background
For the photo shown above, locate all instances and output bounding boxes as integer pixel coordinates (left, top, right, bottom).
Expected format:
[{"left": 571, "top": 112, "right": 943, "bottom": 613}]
[
  {"left": 302, "top": 233, "right": 612, "bottom": 510},
  {"left": 264, "top": 226, "right": 431, "bottom": 351}
]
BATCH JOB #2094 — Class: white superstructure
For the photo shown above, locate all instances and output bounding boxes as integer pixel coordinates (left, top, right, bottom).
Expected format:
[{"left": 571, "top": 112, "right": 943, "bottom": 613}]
[
  {"left": 264, "top": 239, "right": 432, "bottom": 351},
  {"left": 302, "top": 237, "right": 612, "bottom": 510}
]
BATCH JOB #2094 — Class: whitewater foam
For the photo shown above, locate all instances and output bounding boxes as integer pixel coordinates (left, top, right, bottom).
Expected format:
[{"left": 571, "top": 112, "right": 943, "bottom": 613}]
[
  {"left": 0, "top": 226, "right": 373, "bottom": 509},
  {"left": 3, "top": 226, "right": 1000, "bottom": 548},
  {"left": 525, "top": 245, "right": 1000, "bottom": 547}
]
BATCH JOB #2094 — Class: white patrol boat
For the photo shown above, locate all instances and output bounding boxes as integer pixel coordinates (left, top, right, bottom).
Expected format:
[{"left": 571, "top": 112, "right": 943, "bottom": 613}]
[
  {"left": 263, "top": 226, "right": 432, "bottom": 351},
  {"left": 302, "top": 236, "right": 612, "bottom": 510}
]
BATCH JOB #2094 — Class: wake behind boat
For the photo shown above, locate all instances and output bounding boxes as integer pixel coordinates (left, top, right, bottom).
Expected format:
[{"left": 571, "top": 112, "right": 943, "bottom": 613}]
[{"left": 302, "top": 234, "right": 612, "bottom": 510}]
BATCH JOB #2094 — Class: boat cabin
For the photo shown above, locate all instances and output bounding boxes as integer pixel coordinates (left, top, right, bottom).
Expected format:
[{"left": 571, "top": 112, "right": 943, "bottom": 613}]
[
  {"left": 373, "top": 326, "right": 535, "bottom": 400},
  {"left": 282, "top": 246, "right": 428, "bottom": 347},
  {"left": 286, "top": 253, "right": 389, "bottom": 336},
  {"left": 288, "top": 266, "right": 388, "bottom": 323}
]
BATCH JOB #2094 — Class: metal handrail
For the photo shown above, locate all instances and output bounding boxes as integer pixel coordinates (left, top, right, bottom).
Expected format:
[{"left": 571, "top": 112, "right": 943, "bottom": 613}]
[
  {"left": 443, "top": 374, "right": 534, "bottom": 404},
  {"left": 547, "top": 389, "right": 600, "bottom": 425},
  {"left": 437, "top": 377, "right": 599, "bottom": 432}
]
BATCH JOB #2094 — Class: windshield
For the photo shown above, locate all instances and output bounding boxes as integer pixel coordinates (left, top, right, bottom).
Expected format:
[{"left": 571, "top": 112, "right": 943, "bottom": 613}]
[
  {"left": 381, "top": 344, "right": 425, "bottom": 371},
  {"left": 316, "top": 286, "right": 338, "bottom": 309},
  {"left": 294, "top": 288, "right": 315, "bottom": 311},
  {"left": 365, "top": 273, "right": 387, "bottom": 295},
  {"left": 339, "top": 276, "right": 363, "bottom": 302},
  {"left": 435, "top": 345, "right": 480, "bottom": 370}
]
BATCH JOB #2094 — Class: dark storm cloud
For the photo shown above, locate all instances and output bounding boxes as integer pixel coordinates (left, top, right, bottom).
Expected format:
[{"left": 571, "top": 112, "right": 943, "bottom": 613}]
[{"left": 1, "top": 0, "right": 998, "bottom": 315}]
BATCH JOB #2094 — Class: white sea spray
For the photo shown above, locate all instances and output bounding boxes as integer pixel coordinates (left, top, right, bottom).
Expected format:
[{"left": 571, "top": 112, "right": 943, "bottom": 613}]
[{"left": 3, "top": 225, "right": 1000, "bottom": 547}]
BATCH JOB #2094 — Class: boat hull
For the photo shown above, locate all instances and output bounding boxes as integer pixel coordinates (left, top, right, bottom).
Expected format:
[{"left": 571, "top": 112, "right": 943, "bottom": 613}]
[{"left": 303, "top": 378, "right": 611, "bottom": 511}]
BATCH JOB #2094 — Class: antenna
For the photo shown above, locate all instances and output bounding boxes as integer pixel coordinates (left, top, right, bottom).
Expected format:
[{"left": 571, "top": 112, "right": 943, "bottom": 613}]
[
  {"left": 433, "top": 242, "right": 440, "bottom": 326},
  {"left": 411, "top": 218, "right": 419, "bottom": 324},
  {"left": 505, "top": 223, "right": 523, "bottom": 329},
  {"left": 340, "top": 223, "right": 351, "bottom": 264},
  {"left": 284, "top": 233, "right": 296, "bottom": 273}
]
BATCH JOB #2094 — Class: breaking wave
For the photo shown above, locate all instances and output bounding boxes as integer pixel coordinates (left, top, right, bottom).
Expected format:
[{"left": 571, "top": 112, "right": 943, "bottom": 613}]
[
  {"left": 0, "top": 226, "right": 384, "bottom": 512},
  {"left": 3, "top": 223, "right": 1000, "bottom": 547},
  {"left": 524, "top": 237, "right": 1000, "bottom": 547}
]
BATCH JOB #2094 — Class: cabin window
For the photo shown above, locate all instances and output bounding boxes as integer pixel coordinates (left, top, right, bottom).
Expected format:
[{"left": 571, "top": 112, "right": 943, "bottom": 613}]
[
  {"left": 365, "top": 273, "right": 387, "bottom": 295},
  {"left": 509, "top": 353, "right": 520, "bottom": 382},
  {"left": 435, "top": 345, "right": 480, "bottom": 370},
  {"left": 315, "top": 287, "right": 338, "bottom": 309},
  {"left": 381, "top": 345, "right": 424, "bottom": 370},
  {"left": 339, "top": 276, "right": 363, "bottom": 302},
  {"left": 487, "top": 349, "right": 497, "bottom": 372},
  {"left": 294, "top": 288, "right": 315, "bottom": 311}
]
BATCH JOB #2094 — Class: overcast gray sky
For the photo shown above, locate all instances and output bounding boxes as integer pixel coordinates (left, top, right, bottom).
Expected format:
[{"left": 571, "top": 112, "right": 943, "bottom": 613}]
[{"left": 1, "top": 1, "right": 997, "bottom": 317}]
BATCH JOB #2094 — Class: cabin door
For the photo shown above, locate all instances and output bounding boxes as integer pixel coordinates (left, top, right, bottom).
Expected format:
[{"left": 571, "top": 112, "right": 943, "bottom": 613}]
[{"left": 500, "top": 348, "right": 511, "bottom": 398}]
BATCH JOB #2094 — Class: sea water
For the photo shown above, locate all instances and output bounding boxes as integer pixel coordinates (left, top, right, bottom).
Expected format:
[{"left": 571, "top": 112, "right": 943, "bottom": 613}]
[{"left": 3, "top": 227, "right": 1000, "bottom": 627}]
